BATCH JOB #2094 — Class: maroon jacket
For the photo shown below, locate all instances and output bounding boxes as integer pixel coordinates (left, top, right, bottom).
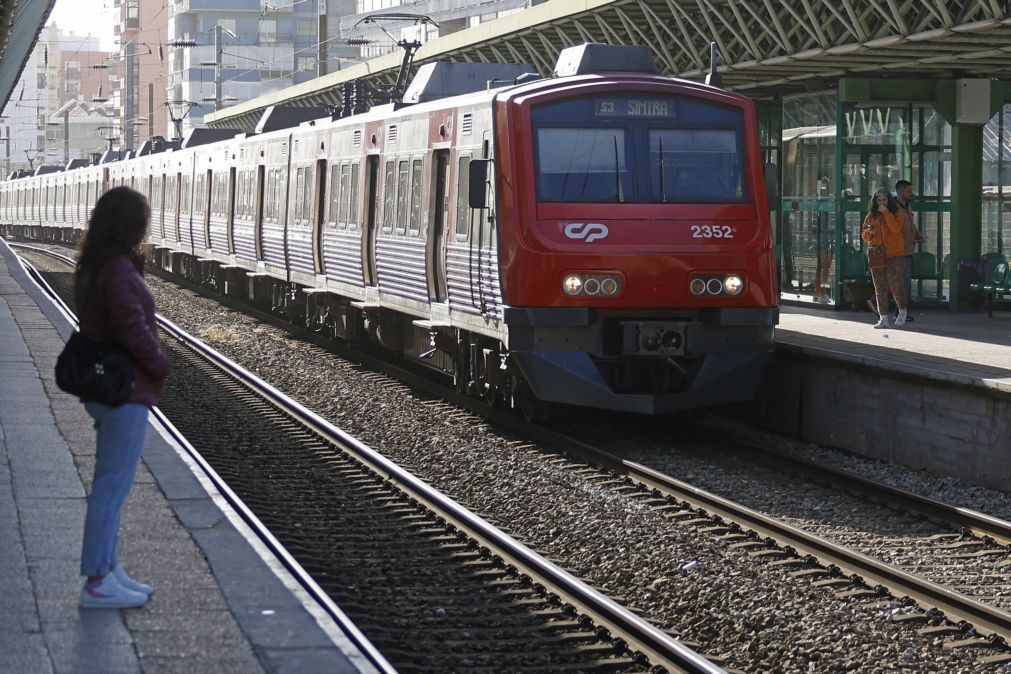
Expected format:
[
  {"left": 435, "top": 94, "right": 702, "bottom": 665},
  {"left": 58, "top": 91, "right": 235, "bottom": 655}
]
[{"left": 79, "top": 253, "right": 170, "bottom": 406}]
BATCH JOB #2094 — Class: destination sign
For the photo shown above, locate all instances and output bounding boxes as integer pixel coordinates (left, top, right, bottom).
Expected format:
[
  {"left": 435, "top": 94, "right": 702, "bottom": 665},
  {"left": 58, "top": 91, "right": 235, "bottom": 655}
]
[{"left": 595, "top": 98, "right": 675, "bottom": 119}]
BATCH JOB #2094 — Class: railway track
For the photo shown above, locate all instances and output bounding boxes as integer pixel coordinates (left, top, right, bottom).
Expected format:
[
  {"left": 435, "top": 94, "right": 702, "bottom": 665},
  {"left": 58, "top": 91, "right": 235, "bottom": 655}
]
[
  {"left": 15, "top": 243, "right": 720, "bottom": 674},
  {"left": 17, "top": 239, "right": 1011, "bottom": 671}
]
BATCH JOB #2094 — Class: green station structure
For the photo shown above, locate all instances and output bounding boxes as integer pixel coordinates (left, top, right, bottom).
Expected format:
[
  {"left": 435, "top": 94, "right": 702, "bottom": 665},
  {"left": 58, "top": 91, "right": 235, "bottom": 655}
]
[{"left": 192, "top": 3, "right": 1011, "bottom": 312}]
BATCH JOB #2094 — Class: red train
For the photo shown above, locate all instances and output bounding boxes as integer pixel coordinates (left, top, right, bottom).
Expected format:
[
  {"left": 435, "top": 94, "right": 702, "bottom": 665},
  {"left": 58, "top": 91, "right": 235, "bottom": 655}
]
[{"left": 0, "top": 43, "right": 777, "bottom": 415}]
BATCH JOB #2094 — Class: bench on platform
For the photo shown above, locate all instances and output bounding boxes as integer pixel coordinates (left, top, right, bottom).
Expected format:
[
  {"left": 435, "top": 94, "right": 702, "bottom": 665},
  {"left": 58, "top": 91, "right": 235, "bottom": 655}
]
[{"left": 969, "top": 261, "right": 1011, "bottom": 316}]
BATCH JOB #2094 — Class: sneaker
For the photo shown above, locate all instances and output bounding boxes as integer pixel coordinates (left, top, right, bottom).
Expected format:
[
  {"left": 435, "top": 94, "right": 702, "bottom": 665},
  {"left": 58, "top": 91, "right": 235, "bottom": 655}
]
[
  {"left": 895, "top": 309, "right": 907, "bottom": 327},
  {"left": 80, "top": 573, "right": 149, "bottom": 609},
  {"left": 874, "top": 316, "right": 891, "bottom": 329},
  {"left": 113, "top": 563, "right": 154, "bottom": 596}
]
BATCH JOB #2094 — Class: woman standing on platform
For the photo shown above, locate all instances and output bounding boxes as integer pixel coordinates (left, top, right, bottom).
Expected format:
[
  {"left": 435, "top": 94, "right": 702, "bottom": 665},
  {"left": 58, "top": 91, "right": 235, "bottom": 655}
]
[
  {"left": 862, "top": 187, "right": 908, "bottom": 329},
  {"left": 74, "top": 186, "right": 170, "bottom": 608}
]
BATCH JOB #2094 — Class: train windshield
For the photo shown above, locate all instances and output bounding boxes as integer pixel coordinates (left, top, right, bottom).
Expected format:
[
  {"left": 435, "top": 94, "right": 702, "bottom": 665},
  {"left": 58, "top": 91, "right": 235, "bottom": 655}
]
[{"left": 532, "top": 95, "right": 746, "bottom": 204}]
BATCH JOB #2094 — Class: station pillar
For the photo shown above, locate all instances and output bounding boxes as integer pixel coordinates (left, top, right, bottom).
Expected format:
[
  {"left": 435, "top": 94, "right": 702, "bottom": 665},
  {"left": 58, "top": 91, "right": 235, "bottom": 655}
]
[{"left": 948, "top": 124, "right": 983, "bottom": 312}]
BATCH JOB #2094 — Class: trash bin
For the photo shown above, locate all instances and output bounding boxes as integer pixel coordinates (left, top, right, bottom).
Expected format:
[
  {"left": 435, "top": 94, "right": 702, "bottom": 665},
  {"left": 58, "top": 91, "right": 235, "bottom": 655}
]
[{"left": 956, "top": 258, "right": 986, "bottom": 304}]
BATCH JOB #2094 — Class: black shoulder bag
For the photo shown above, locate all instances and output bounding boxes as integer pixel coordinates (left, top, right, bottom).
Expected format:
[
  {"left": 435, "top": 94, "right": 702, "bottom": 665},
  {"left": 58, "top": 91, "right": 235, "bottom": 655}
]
[{"left": 54, "top": 271, "right": 135, "bottom": 406}]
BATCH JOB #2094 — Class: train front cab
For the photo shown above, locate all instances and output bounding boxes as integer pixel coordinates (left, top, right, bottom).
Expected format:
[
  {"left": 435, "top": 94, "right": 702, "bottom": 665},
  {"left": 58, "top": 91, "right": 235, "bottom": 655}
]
[{"left": 492, "top": 47, "right": 778, "bottom": 414}]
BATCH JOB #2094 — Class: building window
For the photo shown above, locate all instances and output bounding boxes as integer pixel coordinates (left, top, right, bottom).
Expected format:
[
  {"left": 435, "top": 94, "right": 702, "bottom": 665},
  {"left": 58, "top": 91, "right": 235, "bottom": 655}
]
[
  {"left": 297, "top": 18, "right": 315, "bottom": 37},
  {"left": 296, "top": 56, "right": 316, "bottom": 73},
  {"left": 260, "top": 19, "right": 277, "bottom": 43}
]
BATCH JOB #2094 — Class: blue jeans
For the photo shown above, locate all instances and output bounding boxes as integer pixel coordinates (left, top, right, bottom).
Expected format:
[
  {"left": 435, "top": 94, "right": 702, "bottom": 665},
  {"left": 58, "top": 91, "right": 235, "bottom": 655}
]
[{"left": 80, "top": 402, "right": 149, "bottom": 578}]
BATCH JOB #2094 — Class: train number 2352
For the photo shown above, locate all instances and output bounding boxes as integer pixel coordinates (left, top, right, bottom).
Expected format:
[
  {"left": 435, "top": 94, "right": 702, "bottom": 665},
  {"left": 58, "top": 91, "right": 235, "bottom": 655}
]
[{"left": 691, "top": 225, "right": 735, "bottom": 239}]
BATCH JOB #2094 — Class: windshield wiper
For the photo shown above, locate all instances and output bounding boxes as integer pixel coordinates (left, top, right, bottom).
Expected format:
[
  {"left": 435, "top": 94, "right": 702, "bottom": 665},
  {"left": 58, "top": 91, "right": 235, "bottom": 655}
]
[
  {"left": 658, "top": 137, "right": 667, "bottom": 203},
  {"left": 613, "top": 136, "right": 624, "bottom": 203}
]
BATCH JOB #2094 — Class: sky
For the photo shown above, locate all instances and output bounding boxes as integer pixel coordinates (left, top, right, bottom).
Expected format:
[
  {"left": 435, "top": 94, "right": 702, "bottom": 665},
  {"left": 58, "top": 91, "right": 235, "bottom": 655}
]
[{"left": 47, "top": 0, "right": 117, "bottom": 51}]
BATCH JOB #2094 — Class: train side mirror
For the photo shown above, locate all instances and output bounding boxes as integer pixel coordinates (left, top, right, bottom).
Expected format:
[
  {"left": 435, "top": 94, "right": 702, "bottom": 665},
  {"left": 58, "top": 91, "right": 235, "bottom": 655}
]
[
  {"left": 469, "top": 159, "right": 489, "bottom": 209},
  {"left": 763, "top": 162, "right": 779, "bottom": 208}
]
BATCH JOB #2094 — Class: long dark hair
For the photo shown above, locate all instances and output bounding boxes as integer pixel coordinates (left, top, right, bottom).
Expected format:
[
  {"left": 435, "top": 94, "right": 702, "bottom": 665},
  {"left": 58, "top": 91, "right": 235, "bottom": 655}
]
[
  {"left": 866, "top": 187, "right": 899, "bottom": 219},
  {"left": 74, "top": 186, "right": 150, "bottom": 309}
]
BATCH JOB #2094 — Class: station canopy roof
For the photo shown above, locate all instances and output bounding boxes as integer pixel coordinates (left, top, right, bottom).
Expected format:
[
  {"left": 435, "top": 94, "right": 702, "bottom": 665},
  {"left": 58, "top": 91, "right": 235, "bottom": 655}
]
[
  {"left": 0, "top": 0, "right": 55, "bottom": 111},
  {"left": 204, "top": 0, "right": 1011, "bottom": 132}
]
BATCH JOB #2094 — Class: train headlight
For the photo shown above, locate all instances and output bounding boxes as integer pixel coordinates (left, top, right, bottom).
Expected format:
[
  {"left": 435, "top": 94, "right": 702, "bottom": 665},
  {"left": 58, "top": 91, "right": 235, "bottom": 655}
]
[
  {"left": 562, "top": 274, "right": 583, "bottom": 295},
  {"left": 562, "top": 273, "right": 623, "bottom": 297},
  {"left": 690, "top": 274, "right": 746, "bottom": 296},
  {"left": 724, "top": 275, "right": 744, "bottom": 295}
]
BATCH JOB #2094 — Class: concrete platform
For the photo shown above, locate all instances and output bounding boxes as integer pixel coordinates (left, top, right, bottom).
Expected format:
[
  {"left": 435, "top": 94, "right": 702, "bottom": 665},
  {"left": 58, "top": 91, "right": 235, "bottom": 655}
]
[
  {"left": 0, "top": 240, "right": 384, "bottom": 673},
  {"left": 742, "top": 304, "right": 1011, "bottom": 490}
]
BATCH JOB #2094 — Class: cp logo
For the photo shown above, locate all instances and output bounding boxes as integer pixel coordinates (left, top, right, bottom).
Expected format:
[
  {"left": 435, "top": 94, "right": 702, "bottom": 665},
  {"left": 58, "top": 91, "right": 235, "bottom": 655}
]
[{"left": 563, "top": 222, "right": 609, "bottom": 243}]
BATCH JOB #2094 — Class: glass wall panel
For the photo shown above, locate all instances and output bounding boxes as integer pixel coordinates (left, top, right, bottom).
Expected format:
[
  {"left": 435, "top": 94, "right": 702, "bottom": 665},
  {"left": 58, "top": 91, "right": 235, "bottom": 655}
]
[
  {"left": 780, "top": 94, "right": 953, "bottom": 307},
  {"left": 781, "top": 92, "right": 837, "bottom": 303},
  {"left": 981, "top": 106, "right": 1011, "bottom": 263}
]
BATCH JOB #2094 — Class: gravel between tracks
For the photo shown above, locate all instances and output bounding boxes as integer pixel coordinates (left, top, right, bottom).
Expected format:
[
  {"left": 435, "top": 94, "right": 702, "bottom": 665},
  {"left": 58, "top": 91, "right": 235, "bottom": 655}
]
[
  {"left": 23, "top": 247, "right": 1004, "bottom": 674},
  {"left": 136, "top": 275, "right": 1010, "bottom": 674}
]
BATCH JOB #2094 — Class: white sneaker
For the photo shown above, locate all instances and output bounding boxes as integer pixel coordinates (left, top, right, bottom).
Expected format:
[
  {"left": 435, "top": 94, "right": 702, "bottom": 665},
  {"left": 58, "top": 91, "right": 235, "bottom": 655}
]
[
  {"left": 874, "top": 316, "right": 891, "bottom": 329},
  {"left": 895, "top": 309, "right": 907, "bottom": 327},
  {"left": 80, "top": 572, "right": 149, "bottom": 609},
  {"left": 113, "top": 563, "right": 154, "bottom": 596}
]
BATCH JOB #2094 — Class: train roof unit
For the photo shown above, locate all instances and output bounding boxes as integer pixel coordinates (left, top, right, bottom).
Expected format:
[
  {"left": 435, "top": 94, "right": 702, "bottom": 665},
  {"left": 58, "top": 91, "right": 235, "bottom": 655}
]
[
  {"left": 403, "top": 62, "right": 536, "bottom": 104},
  {"left": 552, "top": 43, "right": 657, "bottom": 77},
  {"left": 181, "top": 127, "right": 245, "bottom": 149},
  {"left": 254, "top": 105, "right": 330, "bottom": 134}
]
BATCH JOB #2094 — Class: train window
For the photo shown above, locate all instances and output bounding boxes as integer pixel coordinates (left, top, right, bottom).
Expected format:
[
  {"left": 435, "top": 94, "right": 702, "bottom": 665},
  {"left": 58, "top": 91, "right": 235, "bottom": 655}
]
[
  {"left": 217, "top": 173, "right": 227, "bottom": 216},
  {"left": 265, "top": 169, "right": 274, "bottom": 221},
  {"left": 349, "top": 162, "right": 360, "bottom": 231},
  {"left": 167, "top": 176, "right": 176, "bottom": 212},
  {"left": 181, "top": 176, "right": 192, "bottom": 216},
  {"left": 327, "top": 164, "right": 340, "bottom": 228},
  {"left": 194, "top": 174, "right": 206, "bottom": 216},
  {"left": 455, "top": 157, "right": 471, "bottom": 240},
  {"left": 294, "top": 168, "right": 305, "bottom": 222},
  {"left": 382, "top": 161, "right": 395, "bottom": 234},
  {"left": 409, "top": 159, "right": 423, "bottom": 237},
  {"left": 241, "top": 172, "right": 248, "bottom": 219},
  {"left": 648, "top": 129, "right": 743, "bottom": 203},
  {"left": 236, "top": 172, "right": 245, "bottom": 219},
  {"left": 277, "top": 171, "right": 287, "bottom": 222},
  {"left": 273, "top": 169, "right": 281, "bottom": 221},
  {"left": 338, "top": 164, "right": 350, "bottom": 228},
  {"left": 299, "top": 165, "right": 311, "bottom": 224},
  {"left": 395, "top": 160, "right": 409, "bottom": 235},
  {"left": 536, "top": 128, "right": 632, "bottom": 203}
]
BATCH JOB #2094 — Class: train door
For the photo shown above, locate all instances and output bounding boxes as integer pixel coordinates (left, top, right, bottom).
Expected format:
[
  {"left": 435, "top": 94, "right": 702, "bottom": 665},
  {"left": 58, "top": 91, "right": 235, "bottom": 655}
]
[
  {"left": 427, "top": 150, "right": 450, "bottom": 302},
  {"left": 227, "top": 166, "right": 236, "bottom": 253},
  {"left": 314, "top": 158, "right": 326, "bottom": 273},
  {"left": 173, "top": 172, "right": 182, "bottom": 242},
  {"left": 201, "top": 169, "right": 212, "bottom": 250},
  {"left": 362, "top": 154, "right": 379, "bottom": 285},
  {"left": 254, "top": 164, "right": 265, "bottom": 259}
]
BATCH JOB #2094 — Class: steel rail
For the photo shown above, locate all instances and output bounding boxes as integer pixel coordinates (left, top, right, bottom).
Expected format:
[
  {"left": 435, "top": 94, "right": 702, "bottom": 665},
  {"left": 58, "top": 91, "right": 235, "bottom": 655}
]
[
  {"left": 153, "top": 311, "right": 725, "bottom": 674},
  {"left": 23, "top": 241, "right": 1011, "bottom": 645},
  {"left": 511, "top": 422, "right": 1011, "bottom": 644},
  {"left": 16, "top": 243, "right": 724, "bottom": 674},
  {"left": 12, "top": 244, "right": 396, "bottom": 674},
  {"left": 707, "top": 429, "right": 1011, "bottom": 546}
]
